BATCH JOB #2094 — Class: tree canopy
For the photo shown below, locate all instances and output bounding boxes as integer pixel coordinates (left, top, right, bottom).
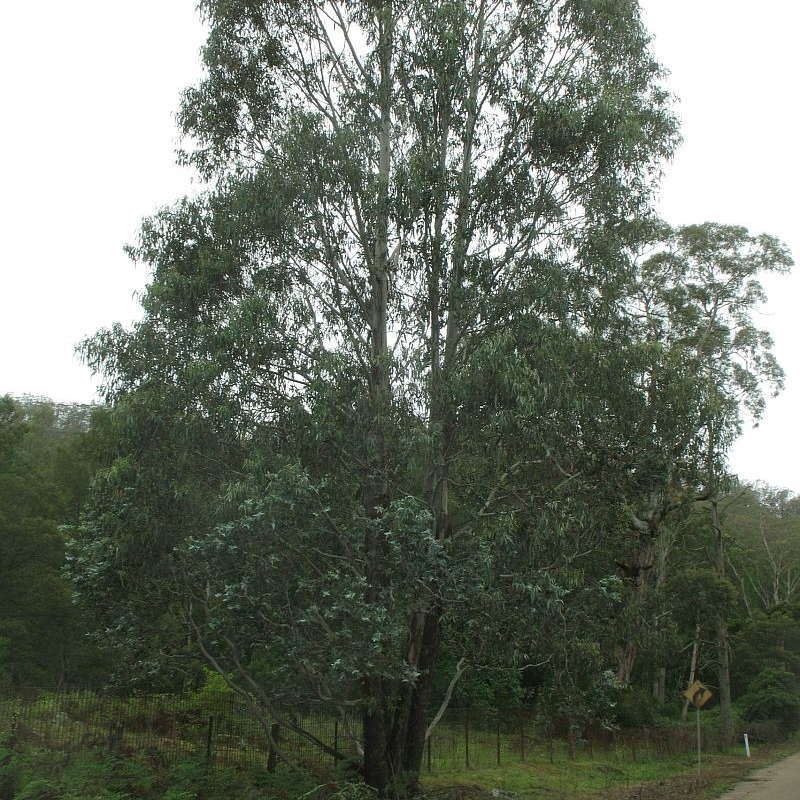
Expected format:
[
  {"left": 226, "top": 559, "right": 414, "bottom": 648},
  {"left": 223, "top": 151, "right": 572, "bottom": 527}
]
[{"left": 65, "top": 0, "right": 793, "bottom": 794}]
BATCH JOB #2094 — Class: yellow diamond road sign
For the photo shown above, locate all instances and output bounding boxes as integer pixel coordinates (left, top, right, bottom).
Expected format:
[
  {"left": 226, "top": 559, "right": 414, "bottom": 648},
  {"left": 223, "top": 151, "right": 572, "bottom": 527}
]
[{"left": 683, "top": 680, "right": 713, "bottom": 708}]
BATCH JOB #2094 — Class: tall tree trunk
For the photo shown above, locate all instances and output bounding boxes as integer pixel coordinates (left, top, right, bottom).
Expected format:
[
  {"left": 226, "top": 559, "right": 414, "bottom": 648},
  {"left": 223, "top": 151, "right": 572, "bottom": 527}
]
[
  {"left": 711, "top": 498, "right": 734, "bottom": 740},
  {"left": 361, "top": 3, "right": 395, "bottom": 793},
  {"left": 615, "top": 534, "right": 657, "bottom": 684},
  {"left": 398, "top": 611, "right": 442, "bottom": 787},
  {"left": 652, "top": 668, "right": 666, "bottom": 704},
  {"left": 384, "top": 2, "right": 489, "bottom": 793},
  {"left": 681, "top": 623, "right": 700, "bottom": 721},
  {"left": 716, "top": 614, "right": 733, "bottom": 738},
  {"left": 357, "top": 5, "right": 450, "bottom": 794},
  {"left": 615, "top": 642, "right": 638, "bottom": 686},
  {"left": 651, "top": 533, "right": 671, "bottom": 702}
]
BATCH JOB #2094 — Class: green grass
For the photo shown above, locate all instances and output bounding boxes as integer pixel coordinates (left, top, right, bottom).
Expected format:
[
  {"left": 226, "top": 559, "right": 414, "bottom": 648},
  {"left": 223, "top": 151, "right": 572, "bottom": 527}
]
[
  {"left": 419, "top": 741, "right": 800, "bottom": 800},
  {"left": 422, "top": 754, "right": 687, "bottom": 798}
]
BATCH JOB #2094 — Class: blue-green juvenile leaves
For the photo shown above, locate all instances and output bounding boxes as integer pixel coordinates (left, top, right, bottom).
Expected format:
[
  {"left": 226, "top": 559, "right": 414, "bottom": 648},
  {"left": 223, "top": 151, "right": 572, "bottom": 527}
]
[{"left": 181, "top": 465, "right": 439, "bottom": 699}]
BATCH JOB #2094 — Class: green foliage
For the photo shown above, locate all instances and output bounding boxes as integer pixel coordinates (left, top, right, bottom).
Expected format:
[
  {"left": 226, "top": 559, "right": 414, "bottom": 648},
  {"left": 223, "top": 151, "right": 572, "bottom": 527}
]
[
  {"left": 63, "top": 0, "right": 792, "bottom": 791},
  {"left": 66, "top": 390, "right": 240, "bottom": 690},
  {"left": 182, "top": 465, "right": 438, "bottom": 701},
  {"left": 665, "top": 562, "right": 738, "bottom": 644},
  {"left": 562, "top": 668, "right": 619, "bottom": 731},
  {"left": 611, "top": 685, "right": 677, "bottom": 728},
  {"left": 724, "top": 485, "right": 800, "bottom": 615},
  {"left": 2, "top": 749, "right": 153, "bottom": 800},
  {"left": 432, "top": 655, "right": 524, "bottom": 710},
  {"left": 737, "top": 667, "right": 800, "bottom": 734},
  {"left": 0, "top": 742, "right": 320, "bottom": 800},
  {"left": 0, "top": 395, "right": 111, "bottom": 688},
  {"left": 244, "top": 764, "right": 319, "bottom": 800},
  {"left": 731, "top": 603, "right": 800, "bottom": 698},
  {"left": 193, "top": 668, "right": 234, "bottom": 702},
  {"left": 606, "top": 218, "right": 794, "bottom": 696}
]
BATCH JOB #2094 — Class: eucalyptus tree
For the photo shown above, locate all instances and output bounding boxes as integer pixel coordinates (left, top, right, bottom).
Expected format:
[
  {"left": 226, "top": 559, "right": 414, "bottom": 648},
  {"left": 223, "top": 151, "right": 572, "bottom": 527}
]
[
  {"left": 71, "top": 0, "right": 677, "bottom": 792},
  {"left": 726, "top": 485, "right": 800, "bottom": 615},
  {"left": 620, "top": 223, "right": 790, "bottom": 564},
  {"left": 67, "top": 389, "right": 245, "bottom": 690},
  {"left": 611, "top": 222, "right": 791, "bottom": 735},
  {"left": 0, "top": 396, "right": 110, "bottom": 687}
]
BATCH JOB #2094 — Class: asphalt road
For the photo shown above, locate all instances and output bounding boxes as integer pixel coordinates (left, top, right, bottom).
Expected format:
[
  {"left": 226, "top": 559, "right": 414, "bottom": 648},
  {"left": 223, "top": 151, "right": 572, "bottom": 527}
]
[{"left": 716, "top": 750, "right": 800, "bottom": 799}]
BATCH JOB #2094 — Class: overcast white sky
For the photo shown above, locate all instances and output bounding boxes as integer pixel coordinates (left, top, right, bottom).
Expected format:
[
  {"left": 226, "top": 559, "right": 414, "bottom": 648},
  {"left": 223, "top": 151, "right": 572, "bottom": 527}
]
[{"left": 1, "top": 1, "right": 797, "bottom": 491}]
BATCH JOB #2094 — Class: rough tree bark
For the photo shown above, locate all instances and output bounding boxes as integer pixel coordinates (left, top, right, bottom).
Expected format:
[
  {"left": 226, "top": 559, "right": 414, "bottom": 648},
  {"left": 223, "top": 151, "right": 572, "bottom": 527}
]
[{"left": 711, "top": 497, "right": 734, "bottom": 741}]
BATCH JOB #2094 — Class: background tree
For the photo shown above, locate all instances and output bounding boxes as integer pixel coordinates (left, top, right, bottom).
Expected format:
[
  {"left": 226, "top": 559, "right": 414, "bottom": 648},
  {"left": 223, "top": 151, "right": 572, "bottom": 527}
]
[
  {"left": 67, "top": 387, "right": 246, "bottom": 690},
  {"left": 737, "top": 666, "right": 800, "bottom": 736},
  {"left": 0, "top": 395, "right": 109, "bottom": 688},
  {"left": 726, "top": 484, "right": 800, "bottom": 614},
  {"left": 732, "top": 602, "right": 800, "bottom": 698},
  {"left": 609, "top": 223, "right": 791, "bottom": 705}
]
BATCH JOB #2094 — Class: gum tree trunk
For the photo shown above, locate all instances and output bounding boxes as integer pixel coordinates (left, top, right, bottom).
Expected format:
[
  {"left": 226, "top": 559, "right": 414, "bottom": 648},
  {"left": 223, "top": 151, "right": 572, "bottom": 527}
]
[{"left": 711, "top": 498, "right": 734, "bottom": 741}]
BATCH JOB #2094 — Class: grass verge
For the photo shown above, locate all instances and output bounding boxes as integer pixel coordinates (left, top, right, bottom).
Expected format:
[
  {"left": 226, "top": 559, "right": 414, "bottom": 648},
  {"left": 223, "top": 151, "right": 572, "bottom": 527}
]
[{"left": 419, "top": 741, "right": 800, "bottom": 800}]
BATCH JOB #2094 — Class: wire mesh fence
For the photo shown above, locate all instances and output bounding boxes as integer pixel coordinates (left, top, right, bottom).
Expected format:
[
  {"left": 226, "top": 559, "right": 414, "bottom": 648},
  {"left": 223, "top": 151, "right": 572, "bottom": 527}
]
[
  {"left": 0, "top": 688, "right": 353, "bottom": 772},
  {"left": 420, "top": 708, "right": 730, "bottom": 772},
  {"left": 0, "top": 688, "right": 729, "bottom": 775}
]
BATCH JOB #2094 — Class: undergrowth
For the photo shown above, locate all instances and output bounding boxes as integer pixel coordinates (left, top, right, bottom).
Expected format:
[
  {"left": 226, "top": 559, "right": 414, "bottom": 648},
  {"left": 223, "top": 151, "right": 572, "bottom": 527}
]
[
  {"left": 1, "top": 728, "right": 797, "bottom": 800},
  {"left": 0, "top": 743, "right": 320, "bottom": 800}
]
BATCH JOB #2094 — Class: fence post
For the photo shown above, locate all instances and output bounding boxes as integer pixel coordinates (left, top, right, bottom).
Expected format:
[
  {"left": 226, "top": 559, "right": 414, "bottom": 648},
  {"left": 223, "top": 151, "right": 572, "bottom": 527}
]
[
  {"left": 108, "top": 720, "right": 124, "bottom": 755},
  {"left": 427, "top": 734, "right": 432, "bottom": 773},
  {"left": 518, "top": 710, "right": 525, "bottom": 763},
  {"left": 334, "top": 719, "right": 339, "bottom": 767},
  {"left": 496, "top": 714, "right": 501, "bottom": 766},
  {"left": 464, "top": 711, "right": 470, "bottom": 770},
  {"left": 206, "top": 716, "right": 214, "bottom": 763},
  {"left": 267, "top": 723, "right": 280, "bottom": 773}
]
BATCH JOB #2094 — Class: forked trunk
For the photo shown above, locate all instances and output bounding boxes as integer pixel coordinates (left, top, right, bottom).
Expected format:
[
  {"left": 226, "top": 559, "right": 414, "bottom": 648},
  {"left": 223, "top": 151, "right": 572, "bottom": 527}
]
[
  {"left": 360, "top": 617, "right": 441, "bottom": 795},
  {"left": 615, "top": 536, "right": 657, "bottom": 684}
]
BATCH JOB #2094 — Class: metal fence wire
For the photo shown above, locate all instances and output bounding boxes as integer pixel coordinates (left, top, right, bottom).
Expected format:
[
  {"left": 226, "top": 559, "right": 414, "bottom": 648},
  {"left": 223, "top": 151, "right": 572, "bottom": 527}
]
[
  {"left": 0, "top": 689, "right": 735, "bottom": 774},
  {"left": 0, "top": 689, "right": 355, "bottom": 772}
]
